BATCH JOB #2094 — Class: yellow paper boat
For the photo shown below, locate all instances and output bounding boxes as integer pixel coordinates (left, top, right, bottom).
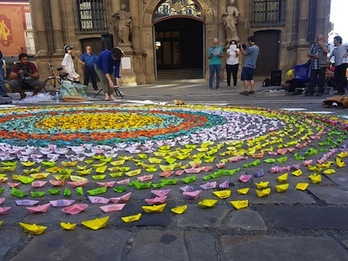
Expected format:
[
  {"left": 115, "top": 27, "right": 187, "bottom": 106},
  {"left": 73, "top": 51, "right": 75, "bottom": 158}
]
[
  {"left": 76, "top": 165, "right": 87, "bottom": 170},
  {"left": 118, "top": 156, "right": 133, "bottom": 161},
  {"left": 138, "top": 153, "right": 148, "bottom": 159},
  {"left": 76, "top": 168, "right": 92, "bottom": 175},
  {"left": 307, "top": 165, "right": 319, "bottom": 171},
  {"left": 213, "top": 190, "right": 231, "bottom": 199},
  {"left": 159, "top": 165, "right": 174, "bottom": 171},
  {"left": 336, "top": 158, "right": 345, "bottom": 168},
  {"left": 255, "top": 181, "right": 269, "bottom": 189},
  {"left": 337, "top": 151, "right": 348, "bottom": 158},
  {"left": 198, "top": 199, "right": 218, "bottom": 208},
  {"left": 23, "top": 166, "right": 41, "bottom": 174},
  {"left": 30, "top": 173, "right": 50, "bottom": 180},
  {"left": 125, "top": 169, "right": 142, "bottom": 177},
  {"left": 230, "top": 200, "right": 249, "bottom": 210},
  {"left": 0, "top": 165, "right": 16, "bottom": 172},
  {"left": 145, "top": 167, "right": 158, "bottom": 172},
  {"left": 20, "top": 161, "right": 36, "bottom": 167},
  {"left": 142, "top": 203, "right": 166, "bottom": 213},
  {"left": 110, "top": 160, "right": 126, "bottom": 166},
  {"left": 61, "top": 161, "right": 78, "bottom": 167},
  {"left": 121, "top": 213, "right": 142, "bottom": 223},
  {"left": 237, "top": 188, "right": 250, "bottom": 195},
  {"left": 309, "top": 174, "right": 322, "bottom": 184},
  {"left": 108, "top": 167, "right": 120, "bottom": 172},
  {"left": 70, "top": 175, "right": 88, "bottom": 182},
  {"left": 95, "top": 165, "right": 107, "bottom": 174},
  {"left": 318, "top": 161, "right": 333, "bottom": 168},
  {"left": 82, "top": 216, "right": 109, "bottom": 230},
  {"left": 92, "top": 175, "right": 106, "bottom": 180},
  {"left": 19, "top": 222, "right": 47, "bottom": 235},
  {"left": 277, "top": 173, "right": 288, "bottom": 183},
  {"left": 171, "top": 205, "right": 188, "bottom": 215},
  {"left": 275, "top": 183, "right": 289, "bottom": 193},
  {"left": 255, "top": 188, "right": 271, "bottom": 197},
  {"left": 323, "top": 169, "right": 336, "bottom": 175},
  {"left": 292, "top": 169, "right": 303, "bottom": 177},
  {"left": 110, "top": 172, "right": 123, "bottom": 178},
  {"left": 60, "top": 222, "right": 76, "bottom": 230},
  {"left": 0, "top": 220, "right": 3, "bottom": 226},
  {"left": 295, "top": 182, "right": 309, "bottom": 191},
  {"left": 92, "top": 162, "right": 107, "bottom": 168}
]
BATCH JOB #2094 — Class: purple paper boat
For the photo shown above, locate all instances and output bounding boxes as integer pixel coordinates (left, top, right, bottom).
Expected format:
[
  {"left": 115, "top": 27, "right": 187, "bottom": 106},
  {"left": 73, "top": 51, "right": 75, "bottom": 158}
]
[
  {"left": 50, "top": 199, "right": 75, "bottom": 207},
  {"left": 151, "top": 189, "right": 171, "bottom": 197},
  {"left": 88, "top": 196, "right": 110, "bottom": 204},
  {"left": 180, "top": 185, "right": 194, "bottom": 192},
  {"left": 31, "top": 181, "right": 48, "bottom": 188},
  {"left": 219, "top": 181, "right": 229, "bottom": 189},
  {"left": 15, "top": 200, "right": 40, "bottom": 206},
  {"left": 200, "top": 181, "right": 217, "bottom": 190},
  {"left": 183, "top": 190, "right": 203, "bottom": 200},
  {"left": 145, "top": 196, "right": 167, "bottom": 205},
  {"left": 239, "top": 174, "right": 252, "bottom": 183},
  {"left": 100, "top": 203, "right": 126, "bottom": 213},
  {"left": 109, "top": 192, "right": 132, "bottom": 204},
  {"left": 0, "top": 207, "right": 11, "bottom": 215}
]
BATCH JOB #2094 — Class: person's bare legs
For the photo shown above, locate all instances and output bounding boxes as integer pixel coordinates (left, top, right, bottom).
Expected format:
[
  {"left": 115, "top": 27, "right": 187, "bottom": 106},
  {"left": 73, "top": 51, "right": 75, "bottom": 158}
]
[
  {"left": 250, "top": 80, "right": 255, "bottom": 91},
  {"left": 243, "top": 80, "right": 249, "bottom": 92}
]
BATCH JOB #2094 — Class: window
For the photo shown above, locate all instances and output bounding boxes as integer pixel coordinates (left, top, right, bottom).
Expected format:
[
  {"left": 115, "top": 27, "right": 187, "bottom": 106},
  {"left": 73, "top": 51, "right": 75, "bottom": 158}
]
[
  {"left": 77, "top": 0, "right": 107, "bottom": 32},
  {"left": 251, "top": 0, "right": 285, "bottom": 27},
  {"left": 154, "top": 0, "right": 202, "bottom": 22},
  {"left": 24, "top": 13, "right": 32, "bottom": 30}
]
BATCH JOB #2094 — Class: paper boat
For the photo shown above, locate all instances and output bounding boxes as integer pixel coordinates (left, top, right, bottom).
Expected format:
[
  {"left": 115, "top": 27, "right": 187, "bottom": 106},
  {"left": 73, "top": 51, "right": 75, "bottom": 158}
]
[
  {"left": 31, "top": 181, "right": 47, "bottom": 188},
  {"left": 175, "top": 170, "right": 185, "bottom": 176},
  {"left": 200, "top": 181, "right": 217, "bottom": 190},
  {"left": 7, "top": 182, "right": 20, "bottom": 188},
  {"left": 213, "top": 190, "right": 231, "bottom": 199},
  {"left": 67, "top": 180, "right": 89, "bottom": 188},
  {"left": 19, "top": 222, "right": 47, "bottom": 235},
  {"left": 230, "top": 200, "right": 249, "bottom": 210},
  {"left": 309, "top": 174, "right": 322, "bottom": 184},
  {"left": 198, "top": 199, "right": 218, "bottom": 208},
  {"left": 82, "top": 216, "right": 109, "bottom": 230},
  {"left": 50, "top": 199, "right": 75, "bottom": 207},
  {"left": 0, "top": 197, "right": 5, "bottom": 205},
  {"left": 109, "top": 192, "right": 132, "bottom": 203},
  {"left": 121, "top": 213, "right": 142, "bottom": 223},
  {"left": 0, "top": 207, "right": 11, "bottom": 215},
  {"left": 142, "top": 203, "right": 166, "bottom": 213},
  {"left": 49, "top": 179, "right": 65, "bottom": 187},
  {"left": 145, "top": 196, "right": 167, "bottom": 205},
  {"left": 62, "top": 204, "right": 88, "bottom": 215},
  {"left": 88, "top": 196, "right": 110, "bottom": 204},
  {"left": 96, "top": 181, "right": 116, "bottom": 188},
  {"left": 180, "top": 185, "right": 194, "bottom": 192},
  {"left": 255, "top": 181, "right": 269, "bottom": 189},
  {"left": 295, "top": 183, "right": 309, "bottom": 191},
  {"left": 237, "top": 188, "right": 250, "bottom": 195},
  {"left": 292, "top": 169, "right": 303, "bottom": 177},
  {"left": 60, "top": 222, "right": 76, "bottom": 230},
  {"left": 323, "top": 169, "right": 336, "bottom": 175},
  {"left": 151, "top": 189, "right": 171, "bottom": 197},
  {"left": 183, "top": 190, "right": 203, "bottom": 200},
  {"left": 275, "top": 183, "right": 289, "bottom": 193},
  {"left": 159, "top": 171, "right": 174, "bottom": 177},
  {"left": 277, "top": 173, "right": 288, "bottom": 183},
  {"left": 171, "top": 205, "right": 187, "bottom": 214},
  {"left": 255, "top": 188, "right": 271, "bottom": 197},
  {"left": 87, "top": 186, "right": 107, "bottom": 196},
  {"left": 100, "top": 203, "right": 125, "bottom": 213},
  {"left": 219, "top": 180, "right": 230, "bottom": 189},
  {"left": 184, "top": 168, "right": 202, "bottom": 174},
  {"left": 239, "top": 174, "right": 252, "bottom": 183},
  {"left": 15, "top": 199, "right": 39, "bottom": 206},
  {"left": 137, "top": 175, "right": 153, "bottom": 182},
  {"left": 26, "top": 203, "right": 51, "bottom": 214}
]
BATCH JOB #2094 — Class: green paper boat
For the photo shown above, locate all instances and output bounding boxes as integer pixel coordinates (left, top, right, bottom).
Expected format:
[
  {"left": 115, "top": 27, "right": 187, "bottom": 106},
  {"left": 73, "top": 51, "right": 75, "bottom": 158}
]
[
  {"left": 30, "top": 191, "right": 46, "bottom": 197},
  {"left": 64, "top": 187, "right": 72, "bottom": 197},
  {"left": 11, "top": 188, "right": 27, "bottom": 198},
  {"left": 48, "top": 189, "right": 61, "bottom": 195},
  {"left": 87, "top": 186, "right": 107, "bottom": 195}
]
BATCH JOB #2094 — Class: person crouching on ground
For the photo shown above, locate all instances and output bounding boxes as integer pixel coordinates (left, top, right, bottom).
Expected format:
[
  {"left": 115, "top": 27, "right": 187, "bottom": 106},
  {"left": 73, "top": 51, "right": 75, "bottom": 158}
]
[
  {"left": 9, "top": 53, "right": 44, "bottom": 100},
  {"left": 94, "top": 47, "right": 124, "bottom": 101}
]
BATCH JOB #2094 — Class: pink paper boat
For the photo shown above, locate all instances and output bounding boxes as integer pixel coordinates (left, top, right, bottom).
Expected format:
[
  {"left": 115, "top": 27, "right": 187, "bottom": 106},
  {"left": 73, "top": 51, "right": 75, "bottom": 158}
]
[
  {"left": 0, "top": 178, "right": 3, "bottom": 185},
  {"left": 277, "top": 148, "right": 288, "bottom": 155},
  {"left": 137, "top": 175, "right": 153, "bottom": 182},
  {"left": 50, "top": 199, "right": 75, "bottom": 207},
  {"left": 67, "top": 180, "right": 89, "bottom": 188},
  {"left": 239, "top": 174, "right": 252, "bottom": 183},
  {"left": 88, "top": 196, "right": 110, "bottom": 204},
  {"left": 31, "top": 181, "right": 47, "bottom": 188},
  {"left": 175, "top": 170, "right": 185, "bottom": 176},
  {"left": 15, "top": 200, "right": 40, "bottom": 206},
  {"left": 49, "top": 179, "right": 65, "bottom": 187},
  {"left": 100, "top": 203, "right": 126, "bottom": 213},
  {"left": 219, "top": 180, "right": 230, "bottom": 189},
  {"left": 184, "top": 168, "right": 201, "bottom": 174},
  {"left": 26, "top": 203, "right": 51, "bottom": 214},
  {"left": 62, "top": 204, "right": 88, "bottom": 215},
  {"left": 96, "top": 181, "right": 116, "bottom": 188},
  {"left": 215, "top": 162, "right": 226, "bottom": 169},
  {"left": 180, "top": 185, "right": 194, "bottom": 192},
  {"left": 200, "top": 181, "right": 217, "bottom": 190},
  {"left": 0, "top": 197, "right": 5, "bottom": 205},
  {"left": 116, "top": 178, "right": 130, "bottom": 185},
  {"left": 0, "top": 207, "right": 11, "bottom": 215},
  {"left": 268, "top": 152, "right": 278, "bottom": 156},
  {"left": 145, "top": 196, "right": 167, "bottom": 205},
  {"left": 7, "top": 182, "right": 20, "bottom": 188},
  {"left": 109, "top": 192, "right": 132, "bottom": 203},
  {"left": 199, "top": 166, "right": 213, "bottom": 172},
  {"left": 183, "top": 190, "right": 203, "bottom": 200},
  {"left": 151, "top": 189, "right": 171, "bottom": 197},
  {"left": 159, "top": 171, "right": 174, "bottom": 177}
]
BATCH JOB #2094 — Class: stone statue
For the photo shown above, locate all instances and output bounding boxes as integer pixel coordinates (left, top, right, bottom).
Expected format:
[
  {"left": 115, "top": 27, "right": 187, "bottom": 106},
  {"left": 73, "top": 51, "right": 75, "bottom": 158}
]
[
  {"left": 112, "top": 4, "right": 132, "bottom": 45},
  {"left": 222, "top": 0, "right": 240, "bottom": 42}
]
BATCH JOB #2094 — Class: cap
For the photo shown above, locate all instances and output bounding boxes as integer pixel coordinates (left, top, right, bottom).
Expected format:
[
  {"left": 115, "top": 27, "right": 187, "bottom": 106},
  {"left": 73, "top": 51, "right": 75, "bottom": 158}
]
[{"left": 64, "top": 45, "right": 74, "bottom": 53}]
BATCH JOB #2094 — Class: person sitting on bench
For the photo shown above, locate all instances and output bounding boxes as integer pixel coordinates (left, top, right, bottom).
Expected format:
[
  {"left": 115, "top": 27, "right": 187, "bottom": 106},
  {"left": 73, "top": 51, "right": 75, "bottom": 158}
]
[{"left": 9, "top": 53, "right": 44, "bottom": 100}]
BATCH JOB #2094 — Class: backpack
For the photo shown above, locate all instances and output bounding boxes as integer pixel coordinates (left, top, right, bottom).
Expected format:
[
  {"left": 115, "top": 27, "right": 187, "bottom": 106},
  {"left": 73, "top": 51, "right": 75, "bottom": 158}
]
[{"left": 262, "top": 78, "right": 271, "bottom": 87}]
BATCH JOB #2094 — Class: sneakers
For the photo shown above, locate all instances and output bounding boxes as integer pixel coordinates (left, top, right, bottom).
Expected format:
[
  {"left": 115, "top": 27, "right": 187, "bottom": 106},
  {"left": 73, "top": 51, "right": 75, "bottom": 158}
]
[
  {"left": 240, "top": 91, "right": 249, "bottom": 96},
  {"left": 249, "top": 90, "right": 255, "bottom": 94}
]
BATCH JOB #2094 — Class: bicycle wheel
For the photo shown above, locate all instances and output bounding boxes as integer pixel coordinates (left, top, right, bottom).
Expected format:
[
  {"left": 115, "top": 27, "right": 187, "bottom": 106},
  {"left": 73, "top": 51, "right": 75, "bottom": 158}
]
[{"left": 43, "top": 77, "right": 58, "bottom": 94}]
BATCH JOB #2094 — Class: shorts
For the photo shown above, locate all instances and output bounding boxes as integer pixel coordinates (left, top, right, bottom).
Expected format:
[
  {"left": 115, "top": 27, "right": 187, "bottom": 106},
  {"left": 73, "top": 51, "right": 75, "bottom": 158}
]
[{"left": 241, "top": 67, "right": 255, "bottom": 81}]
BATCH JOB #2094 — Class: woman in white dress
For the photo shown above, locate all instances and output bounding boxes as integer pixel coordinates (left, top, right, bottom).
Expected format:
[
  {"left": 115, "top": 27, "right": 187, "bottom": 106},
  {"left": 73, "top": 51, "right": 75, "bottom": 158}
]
[{"left": 62, "top": 45, "right": 80, "bottom": 82}]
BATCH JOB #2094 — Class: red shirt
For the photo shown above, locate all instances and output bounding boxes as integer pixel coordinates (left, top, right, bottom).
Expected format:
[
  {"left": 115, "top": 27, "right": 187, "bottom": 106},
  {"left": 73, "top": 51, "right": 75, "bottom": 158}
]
[{"left": 11, "top": 61, "right": 38, "bottom": 74}]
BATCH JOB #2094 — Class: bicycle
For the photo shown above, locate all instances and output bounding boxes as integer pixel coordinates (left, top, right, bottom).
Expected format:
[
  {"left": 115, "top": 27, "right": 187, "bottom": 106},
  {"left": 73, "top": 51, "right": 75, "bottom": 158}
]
[{"left": 43, "top": 60, "right": 69, "bottom": 94}]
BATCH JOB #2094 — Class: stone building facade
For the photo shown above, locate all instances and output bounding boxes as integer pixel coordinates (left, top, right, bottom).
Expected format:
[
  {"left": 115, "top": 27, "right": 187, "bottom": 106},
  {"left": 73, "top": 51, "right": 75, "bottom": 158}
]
[{"left": 30, "top": 0, "right": 331, "bottom": 85}]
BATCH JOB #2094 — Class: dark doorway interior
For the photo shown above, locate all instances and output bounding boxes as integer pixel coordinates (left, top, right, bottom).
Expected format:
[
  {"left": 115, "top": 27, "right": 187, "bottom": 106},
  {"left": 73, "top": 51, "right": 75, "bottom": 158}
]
[
  {"left": 254, "top": 30, "right": 280, "bottom": 76},
  {"left": 155, "top": 17, "right": 203, "bottom": 79}
]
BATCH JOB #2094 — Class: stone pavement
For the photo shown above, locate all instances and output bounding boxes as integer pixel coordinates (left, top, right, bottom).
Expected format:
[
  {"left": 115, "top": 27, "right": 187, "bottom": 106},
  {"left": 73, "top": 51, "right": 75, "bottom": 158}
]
[{"left": 1, "top": 80, "right": 348, "bottom": 261}]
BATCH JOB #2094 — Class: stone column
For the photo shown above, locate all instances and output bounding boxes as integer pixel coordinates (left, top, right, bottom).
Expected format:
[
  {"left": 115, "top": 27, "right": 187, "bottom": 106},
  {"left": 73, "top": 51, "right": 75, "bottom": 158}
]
[
  {"left": 297, "top": 0, "right": 309, "bottom": 44},
  {"left": 31, "top": 0, "right": 49, "bottom": 56},
  {"left": 315, "top": 0, "right": 330, "bottom": 39},
  {"left": 50, "top": 0, "right": 64, "bottom": 55},
  {"left": 111, "top": 0, "right": 121, "bottom": 44}
]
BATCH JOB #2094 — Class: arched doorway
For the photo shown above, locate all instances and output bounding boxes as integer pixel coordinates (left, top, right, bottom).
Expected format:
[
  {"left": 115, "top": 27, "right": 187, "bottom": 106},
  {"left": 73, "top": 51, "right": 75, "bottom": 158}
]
[{"left": 153, "top": 1, "right": 204, "bottom": 80}]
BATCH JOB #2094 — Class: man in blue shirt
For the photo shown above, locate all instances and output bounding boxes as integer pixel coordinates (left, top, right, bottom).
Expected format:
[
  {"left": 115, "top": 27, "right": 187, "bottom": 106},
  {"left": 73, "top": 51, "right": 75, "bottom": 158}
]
[
  {"left": 208, "top": 38, "right": 223, "bottom": 90},
  {"left": 240, "top": 36, "right": 259, "bottom": 96},
  {"left": 95, "top": 47, "right": 124, "bottom": 101},
  {"left": 79, "top": 45, "right": 98, "bottom": 90}
]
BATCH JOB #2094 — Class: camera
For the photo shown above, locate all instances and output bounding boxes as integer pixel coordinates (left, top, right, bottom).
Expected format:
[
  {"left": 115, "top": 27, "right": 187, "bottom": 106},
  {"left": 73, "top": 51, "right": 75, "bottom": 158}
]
[{"left": 22, "top": 66, "right": 31, "bottom": 77}]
